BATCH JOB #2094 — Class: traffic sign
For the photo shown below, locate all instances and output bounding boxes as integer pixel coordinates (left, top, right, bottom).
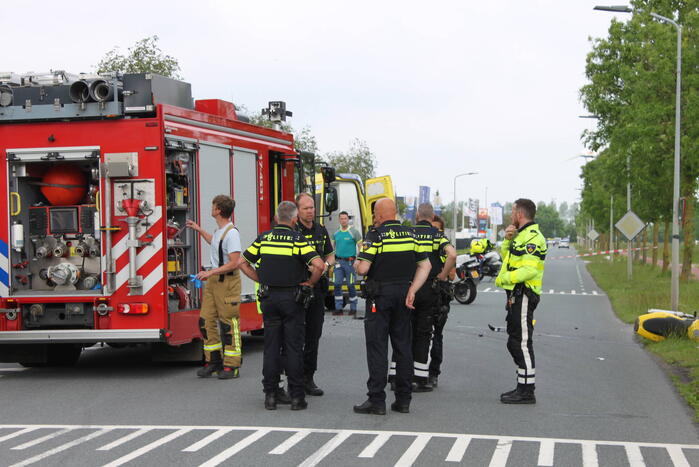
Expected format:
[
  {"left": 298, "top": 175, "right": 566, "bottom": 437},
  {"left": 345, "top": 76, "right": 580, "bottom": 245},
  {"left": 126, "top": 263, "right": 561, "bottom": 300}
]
[
  {"left": 587, "top": 229, "right": 599, "bottom": 241},
  {"left": 615, "top": 210, "right": 646, "bottom": 241}
]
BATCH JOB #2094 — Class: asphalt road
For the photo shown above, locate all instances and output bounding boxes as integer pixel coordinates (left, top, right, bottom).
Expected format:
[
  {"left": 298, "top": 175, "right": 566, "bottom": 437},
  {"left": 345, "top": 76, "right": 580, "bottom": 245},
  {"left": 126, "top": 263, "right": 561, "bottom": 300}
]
[{"left": 0, "top": 246, "right": 697, "bottom": 466}]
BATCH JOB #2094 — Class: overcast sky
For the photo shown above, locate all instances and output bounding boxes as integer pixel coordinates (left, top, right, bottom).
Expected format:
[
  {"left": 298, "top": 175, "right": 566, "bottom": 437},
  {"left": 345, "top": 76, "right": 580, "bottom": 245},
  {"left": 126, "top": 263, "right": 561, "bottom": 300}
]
[{"left": 4, "top": 0, "right": 626, "bottom": 208}]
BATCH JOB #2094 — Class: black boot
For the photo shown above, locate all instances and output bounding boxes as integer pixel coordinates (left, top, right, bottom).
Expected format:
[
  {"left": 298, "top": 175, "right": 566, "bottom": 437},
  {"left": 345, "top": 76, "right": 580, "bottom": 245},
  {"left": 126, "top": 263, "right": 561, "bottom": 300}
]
[
  {"left": 197, "top": 351, "right": 223, "bottom": 378},
  {"left": 276, "top": 386, "right": 292, "bottom": 404},
  {"left": 218, "top": 367, "right": 239, "bottom": 379},
  {"left": 353, "top": 400, "right": 386, "bottom": 415},
  {"left": 428, "top": 375, "right": 439, "bottom": 388},
  {"left": 304, "top": 375, "right": 324, "bottom": 396},
  {"left": 196, "top": 362, "right": 222, "bottom": 378},
  {"left": 264, "top": 393, "right": 277, "bottom": 410},
  {"left": 413, "top": 380, "right": 433, "bottom": 392},
  {"left": 291, "top": 397, "right": 308, "bottom": 410},
  {"left": 500, "top": 385, "right": 536, "bottom": 404},
  {"left": 390, "top": 401, "right": 410, "bottom": 413}
]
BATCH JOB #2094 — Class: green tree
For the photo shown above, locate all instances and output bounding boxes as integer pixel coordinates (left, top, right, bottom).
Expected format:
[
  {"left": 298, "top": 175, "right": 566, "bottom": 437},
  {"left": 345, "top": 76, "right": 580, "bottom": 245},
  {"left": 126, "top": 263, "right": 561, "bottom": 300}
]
[
  {"left": 96, "top": 35, "right": 182, "bottom": 79},
  {"left": 325, "top": 138, "right": 377, "bottom": 181},
  {"left": 580, "top": 0, "right": 699, "bottom": 278},
  {"left": 536, "top": 202, "right": 565, "bottom": 238}
]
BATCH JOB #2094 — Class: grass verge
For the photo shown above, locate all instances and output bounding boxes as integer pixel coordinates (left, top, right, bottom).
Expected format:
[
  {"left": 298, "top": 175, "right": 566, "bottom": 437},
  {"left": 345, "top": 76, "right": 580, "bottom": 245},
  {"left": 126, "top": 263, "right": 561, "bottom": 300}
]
[{"left": 585, "top": 255, "right": 699, "bottom": 421}]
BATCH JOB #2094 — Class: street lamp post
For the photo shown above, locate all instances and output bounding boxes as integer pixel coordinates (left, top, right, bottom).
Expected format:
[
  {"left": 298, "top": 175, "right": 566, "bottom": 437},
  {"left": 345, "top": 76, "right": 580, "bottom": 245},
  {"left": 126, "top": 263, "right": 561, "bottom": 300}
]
[
  {"left": 594, "top": 5, "right": 682, "bottom": 309},
  {"left": 452, "top": 172, "right": 478, "bottom": 244}
]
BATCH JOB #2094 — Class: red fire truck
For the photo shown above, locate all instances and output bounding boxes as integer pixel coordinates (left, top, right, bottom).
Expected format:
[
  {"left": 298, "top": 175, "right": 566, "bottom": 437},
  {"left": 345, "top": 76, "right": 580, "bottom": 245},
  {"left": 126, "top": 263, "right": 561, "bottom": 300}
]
[{"left": 0, "top": 71, "right": 307, "bottom": 365}]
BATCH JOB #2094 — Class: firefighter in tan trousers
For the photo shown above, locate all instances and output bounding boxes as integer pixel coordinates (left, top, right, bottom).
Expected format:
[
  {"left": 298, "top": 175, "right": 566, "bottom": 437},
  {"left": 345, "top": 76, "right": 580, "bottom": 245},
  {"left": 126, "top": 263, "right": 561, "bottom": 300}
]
[{"left": 187, "top": 194, "right": 242, "bottom": 379}]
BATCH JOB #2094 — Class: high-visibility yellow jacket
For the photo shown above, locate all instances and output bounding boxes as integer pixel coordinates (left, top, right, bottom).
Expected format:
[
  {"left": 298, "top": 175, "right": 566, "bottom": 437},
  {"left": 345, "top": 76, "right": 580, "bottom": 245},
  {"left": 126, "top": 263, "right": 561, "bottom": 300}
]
[{"left": 496, "top": 222, "right": 547, "bottom": 295}]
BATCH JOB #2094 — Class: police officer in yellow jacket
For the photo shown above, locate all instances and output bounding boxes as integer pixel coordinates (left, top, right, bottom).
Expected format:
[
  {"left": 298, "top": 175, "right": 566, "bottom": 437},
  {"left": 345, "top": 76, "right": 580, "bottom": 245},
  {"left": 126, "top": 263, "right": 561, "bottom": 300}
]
[{"left": 495, "top": 198, "right": 547, "bottom": 404}]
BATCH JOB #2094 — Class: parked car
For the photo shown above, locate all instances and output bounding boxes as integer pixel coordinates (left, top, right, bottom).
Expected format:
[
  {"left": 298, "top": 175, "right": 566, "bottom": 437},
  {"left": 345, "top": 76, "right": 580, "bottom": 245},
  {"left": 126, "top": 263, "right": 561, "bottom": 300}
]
[{"left": 559, "top": 238, "right": 570, "bottom": 248}]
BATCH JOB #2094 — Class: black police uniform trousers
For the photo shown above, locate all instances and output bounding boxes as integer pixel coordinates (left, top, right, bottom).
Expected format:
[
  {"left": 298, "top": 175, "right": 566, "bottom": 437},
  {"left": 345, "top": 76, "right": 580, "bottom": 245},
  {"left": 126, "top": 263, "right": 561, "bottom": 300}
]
[
  {"left": 303, "top": 281, "right": 326, "bottom": 378},
  {"left": 410, "top": 282, "right": 438, "bottom": 383},
  {"left": 365, "top": 283, "right": 413, "bottom": 405},
  {"left": 428, "top": 293, "right": 450, "bottom": 377},
  {"left": 505, "top": 285, "right": 539, "bottom": 389},
  {"left": 260, "top": 288, "right": 306, "bottom": 399}
]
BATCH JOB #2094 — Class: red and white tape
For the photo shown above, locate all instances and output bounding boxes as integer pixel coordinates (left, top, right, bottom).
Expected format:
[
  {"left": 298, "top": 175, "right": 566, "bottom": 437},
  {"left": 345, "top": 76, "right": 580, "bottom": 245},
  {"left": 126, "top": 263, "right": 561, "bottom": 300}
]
[{"left": 549, "top": 246, "right": 657, "bottom": 260}]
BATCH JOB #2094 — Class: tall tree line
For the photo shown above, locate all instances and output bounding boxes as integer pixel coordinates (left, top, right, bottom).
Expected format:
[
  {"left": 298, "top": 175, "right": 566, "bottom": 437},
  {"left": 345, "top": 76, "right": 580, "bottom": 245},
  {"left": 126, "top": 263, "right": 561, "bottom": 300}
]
[{"left": 579, "top": 0, "right": 699, "bottom": 279}]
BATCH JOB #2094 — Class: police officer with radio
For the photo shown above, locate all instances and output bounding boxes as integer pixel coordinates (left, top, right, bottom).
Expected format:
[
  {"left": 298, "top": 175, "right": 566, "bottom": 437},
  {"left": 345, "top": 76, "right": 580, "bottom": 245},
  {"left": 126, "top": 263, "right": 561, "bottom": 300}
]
[
  {"left": 295, "top": 193, "right": 335, "bottom": 397},
  {"left": 239, "top": 201, "right": 325, "bottom": 410},
  {"left": 428, "top": 215, "right": 457, "bottom": 387},
  {"left": 495, "top": 198, "right": 547, "bottom": 404},
  {"left": 353, "top": 198, "right": 431, "bottom": 415}
]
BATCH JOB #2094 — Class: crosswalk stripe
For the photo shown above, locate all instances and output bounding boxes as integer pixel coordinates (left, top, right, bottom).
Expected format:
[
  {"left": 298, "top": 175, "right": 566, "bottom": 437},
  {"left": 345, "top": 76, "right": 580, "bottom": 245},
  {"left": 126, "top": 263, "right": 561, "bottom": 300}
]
[
  {"left": 395, "top": 434, "right": 431, "bottom": 467},
  {"left": 592, "top": 291, "right": 598, "bottom": 295},
  {"left": 484, "top": 287, "right": 492, "bottom": 292},
  {"left": 12, "top": 428, "right": 73, "bottom": 450},
  {"left": 0, "top": 425, "right": 696, "bottom": 467},
  {"left": 357, "top": 432, "right": 390, "bottom": 458},
  {"left": 445, "top": 435, "right": 471, "bottom": 462},
  {"left": 582, "top": 441, "right": 599, "bottom": 467},
  {"left": 183, "top": 429, "right": 234, "bottom": 453},
  {"left": 666, "top": 445, "right": 691, "bottom": 467},
  {"left": 8, "top": 429, "right": 110, "bottom": 467},
  {"left": 625, "top": 444, "right": 646, "bottom": 467},
  {"left": 299, "top": 430, "right": 353, "bottom": 467},
  {"left": 103, "top": 428, "right": 191, "bottom": 467},
  {"left": 489, "top": 439, "right": 513, "bottom": 467},
  {"left": 269, "top": 429, "right": 311, "bottom": 455},
  {"left": 538, "top": 439, "right": 555, "bottom": 466},
  {"left": 97, "top": 428, "right": 151, "bottom": 451},
  {"left": 198, "top": 429, "right": 270, "bottom": 467},
  {"left": 0, "top": 428, "right": 39, "bottom": 444},
  {"left": 571, "top": 290, "right": 576, "bottom": 295},
  {"left": 548, "top": 289, "right": 554, "bottom": 294}
]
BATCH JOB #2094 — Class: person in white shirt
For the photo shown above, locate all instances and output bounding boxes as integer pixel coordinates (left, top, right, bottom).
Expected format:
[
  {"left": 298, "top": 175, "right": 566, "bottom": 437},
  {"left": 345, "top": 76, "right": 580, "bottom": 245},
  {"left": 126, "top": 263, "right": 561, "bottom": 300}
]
[{"left": 186, "top": 194, "right": 242, "bottom": 379}]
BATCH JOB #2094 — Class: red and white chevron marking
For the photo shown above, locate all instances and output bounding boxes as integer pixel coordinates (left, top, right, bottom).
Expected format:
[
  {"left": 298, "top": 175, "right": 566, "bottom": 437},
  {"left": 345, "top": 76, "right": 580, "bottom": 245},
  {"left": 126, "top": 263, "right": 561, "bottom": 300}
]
[
  {"left": 106, "top": 206, "right": 164, "bottom": 296},
  {"left": 549, "top": 245, "right": 657, "bottom": 260}
]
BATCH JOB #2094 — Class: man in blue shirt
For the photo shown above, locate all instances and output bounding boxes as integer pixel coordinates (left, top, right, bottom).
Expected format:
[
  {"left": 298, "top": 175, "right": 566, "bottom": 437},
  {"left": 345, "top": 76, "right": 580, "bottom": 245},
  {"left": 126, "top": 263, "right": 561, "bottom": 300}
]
[{"left": 332, "top": 211, "right": 362, "bottom": 315}]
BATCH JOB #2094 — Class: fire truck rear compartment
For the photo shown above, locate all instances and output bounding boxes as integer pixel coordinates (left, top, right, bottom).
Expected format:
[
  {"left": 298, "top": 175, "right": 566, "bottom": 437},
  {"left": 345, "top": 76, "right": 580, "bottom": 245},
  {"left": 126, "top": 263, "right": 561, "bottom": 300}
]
[{"left": 8, "top": 154, "right": 102, "bottom": 296}]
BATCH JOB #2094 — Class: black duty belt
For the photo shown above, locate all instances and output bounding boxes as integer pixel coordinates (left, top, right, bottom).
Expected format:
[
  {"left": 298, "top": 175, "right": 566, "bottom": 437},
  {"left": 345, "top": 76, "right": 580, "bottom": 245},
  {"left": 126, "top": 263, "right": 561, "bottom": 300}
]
[{"left": 267, "top": 285, "right": 300, "bottom": 291}]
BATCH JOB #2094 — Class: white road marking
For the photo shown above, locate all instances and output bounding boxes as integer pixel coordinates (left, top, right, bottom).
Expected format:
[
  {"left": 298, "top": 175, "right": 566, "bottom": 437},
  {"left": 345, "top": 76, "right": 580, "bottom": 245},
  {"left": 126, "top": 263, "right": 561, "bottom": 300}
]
[
  {"left": 667, "top": 445, "right": 691, "bottom": 467},
  {"left": 445, "top": 435, "right": 471, "bottom": 462},
  {"left": 269, "top": 429, "right": 311, "bottom": 455},
  {"left": 571, "top": 290, "right": 576, "bottom": 295},
  {"left": 103, "top": 428, "right": 191, "bottom": 467},
  {"left": 198, "top": 429, "right": 270, "bottom": 467},
  {"left": 97, "top": 428, "right": 151, "bottom": 451},
  {"left": 548, "top": 289, "right": 554, "bottom": 294},
  {"left": 8, "top": 429, "right": 110, "bottom": 467},
  {"left": 0, "top": 428, "right": 40, "bottom": 443},
  {"left": 489, "top": 439, "right": 513, "bottom": 467},
  {"left": 582, "top": 441, "right": 599, "bottom": 467},
  {"left": 592, "top": 291, "right": 598, "bottom": 295},
  {"left": 0, "top": 368, "right": 27, "bottom": 372},
  {"left": 484, "top": 287, "right": 492, "bottom": 292},
  {"left": 12, "top": 428, "right": 72, "bottom": 450},
  {"left": 625, "top": 444, "right": 646, "bottom": 467},
  {"left": 395, "top": 434, "right": 431, "bottom": 467},
  {"left": 538, "top": 439, "right": 555, "bottom": 466},
  {"left": 299, "top": 430, "right": 353, "bottom": 467},
  {"left": 183, "top": 428, "right": 234, "bottom": 452},
  {"left": 0, "top": 424, "right": 695, "bottom": 467}
]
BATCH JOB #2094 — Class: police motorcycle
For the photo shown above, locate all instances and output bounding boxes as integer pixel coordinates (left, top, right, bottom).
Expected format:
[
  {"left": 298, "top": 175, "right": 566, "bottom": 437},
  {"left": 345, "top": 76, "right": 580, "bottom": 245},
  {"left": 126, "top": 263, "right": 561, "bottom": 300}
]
[
  {"left": 470, "top": 238, "right": 502, "bottom": 279},
  {"left": 453, "top": 256, "right": 479, "bottom": 304}
]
